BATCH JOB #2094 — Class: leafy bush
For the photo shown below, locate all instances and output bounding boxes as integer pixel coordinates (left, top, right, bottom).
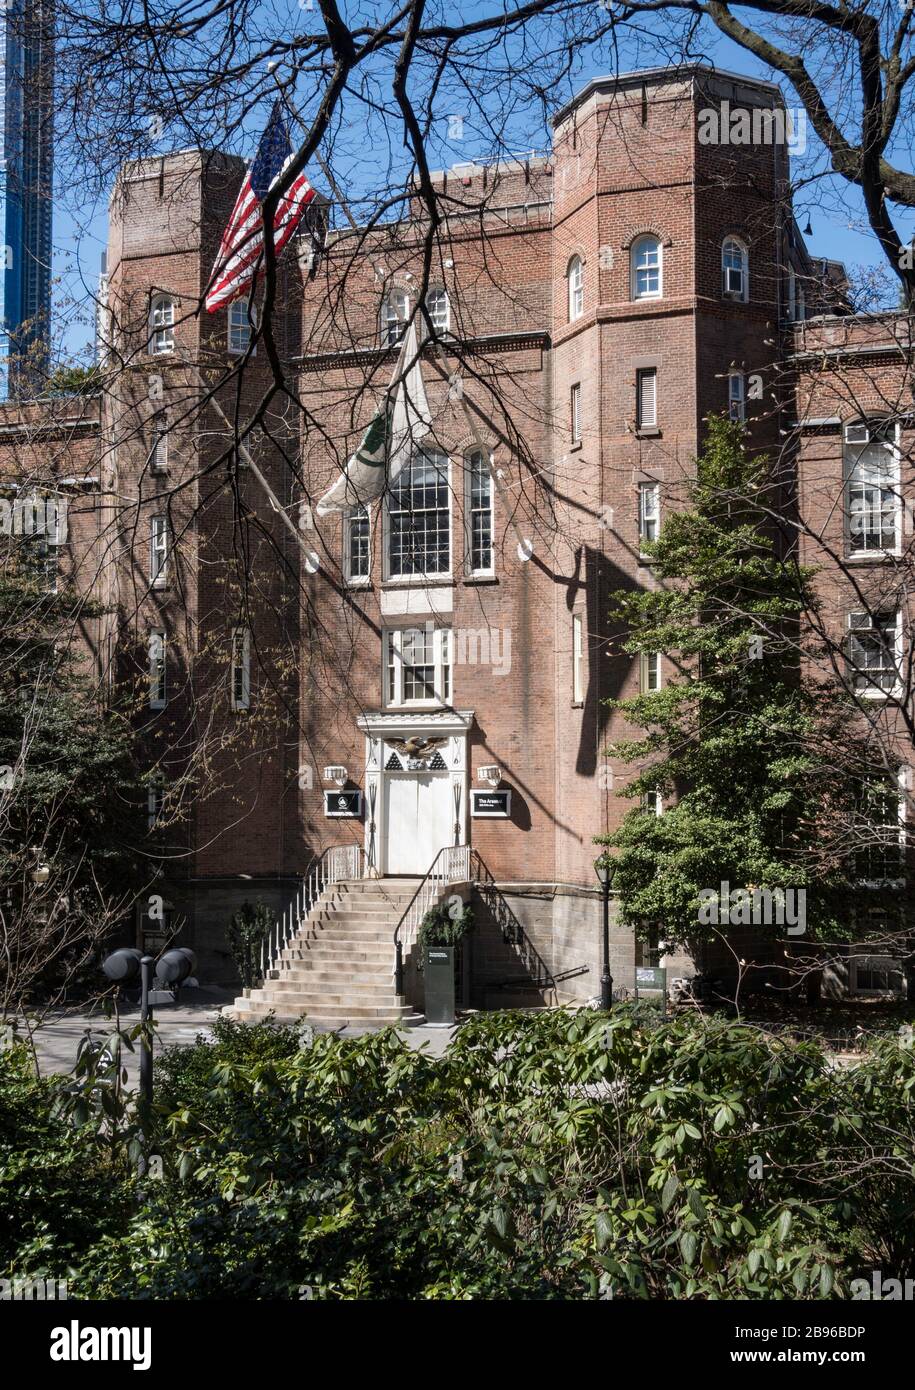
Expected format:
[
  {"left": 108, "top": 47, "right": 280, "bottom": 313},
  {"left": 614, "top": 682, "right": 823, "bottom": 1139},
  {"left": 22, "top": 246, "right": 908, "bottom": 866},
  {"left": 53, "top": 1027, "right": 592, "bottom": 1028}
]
[
  {"left": 2, "top": 1009, "right": 913, "bottom": 1299},
  {"left": 418, "top": 901, "right": 474, "bottom": 952}
]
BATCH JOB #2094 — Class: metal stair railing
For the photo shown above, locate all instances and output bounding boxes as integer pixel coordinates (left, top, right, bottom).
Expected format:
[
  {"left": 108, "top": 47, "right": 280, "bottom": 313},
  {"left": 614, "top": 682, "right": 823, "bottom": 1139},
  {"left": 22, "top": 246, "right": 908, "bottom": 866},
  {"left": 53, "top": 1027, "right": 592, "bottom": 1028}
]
[
  {"left": 466, "top": 848, "right": 557, "bottom": 993},
  {"left": 393, "top": 844, "right": 470, "bottom": 995},
  {"left": 261, "top": 843, "right": 362, "bottom": 981}
]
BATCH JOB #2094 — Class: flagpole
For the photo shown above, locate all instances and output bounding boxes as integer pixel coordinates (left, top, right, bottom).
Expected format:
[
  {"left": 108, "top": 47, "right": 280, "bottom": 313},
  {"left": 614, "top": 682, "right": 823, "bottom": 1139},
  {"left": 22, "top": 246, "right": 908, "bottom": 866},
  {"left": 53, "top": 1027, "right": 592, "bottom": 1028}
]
[{"left": 265, "top": 62, "right": 534, "bottom": 561}]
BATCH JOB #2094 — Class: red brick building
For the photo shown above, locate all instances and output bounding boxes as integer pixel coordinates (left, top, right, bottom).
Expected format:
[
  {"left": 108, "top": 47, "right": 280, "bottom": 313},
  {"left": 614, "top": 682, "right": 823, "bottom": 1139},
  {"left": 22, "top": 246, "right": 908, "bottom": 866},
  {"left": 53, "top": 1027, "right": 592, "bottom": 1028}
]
[{"left": 6, "top": 64, "right": 910, "bottom": 1010}]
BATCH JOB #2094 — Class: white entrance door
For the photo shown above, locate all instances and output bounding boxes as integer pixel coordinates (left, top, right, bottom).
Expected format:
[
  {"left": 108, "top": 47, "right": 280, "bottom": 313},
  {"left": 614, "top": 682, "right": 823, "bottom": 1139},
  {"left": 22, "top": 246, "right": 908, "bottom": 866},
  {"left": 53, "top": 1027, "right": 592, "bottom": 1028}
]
[{"left": 384, "top": 773, "right": 453, "bottom": 875}]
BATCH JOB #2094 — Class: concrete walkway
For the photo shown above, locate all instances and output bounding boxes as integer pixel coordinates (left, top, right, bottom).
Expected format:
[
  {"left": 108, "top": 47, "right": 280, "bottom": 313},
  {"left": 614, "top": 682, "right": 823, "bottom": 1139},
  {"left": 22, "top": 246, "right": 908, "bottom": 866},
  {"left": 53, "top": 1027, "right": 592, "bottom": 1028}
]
[{"left": 15, "top": 987, "right": 458, "bottom": 1081}]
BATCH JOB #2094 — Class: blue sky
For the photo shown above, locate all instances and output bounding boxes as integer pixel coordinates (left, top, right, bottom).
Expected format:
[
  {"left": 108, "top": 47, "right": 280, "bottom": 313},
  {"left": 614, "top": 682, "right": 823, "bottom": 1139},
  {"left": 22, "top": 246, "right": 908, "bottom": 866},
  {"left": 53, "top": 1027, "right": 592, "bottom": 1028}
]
[{"left": 52, "top": 3, "right": 904, "bottom": 361}]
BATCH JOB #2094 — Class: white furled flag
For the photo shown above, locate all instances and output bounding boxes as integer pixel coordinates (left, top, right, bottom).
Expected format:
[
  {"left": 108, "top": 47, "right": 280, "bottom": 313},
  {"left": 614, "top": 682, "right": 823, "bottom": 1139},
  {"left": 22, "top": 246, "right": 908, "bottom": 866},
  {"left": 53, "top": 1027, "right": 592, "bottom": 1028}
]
[
  {"left": 315, "top": 319, "right": 431, "bottom": 515},
  {"left": 205, "top": 99, "right": 316, "bottom": 313}
]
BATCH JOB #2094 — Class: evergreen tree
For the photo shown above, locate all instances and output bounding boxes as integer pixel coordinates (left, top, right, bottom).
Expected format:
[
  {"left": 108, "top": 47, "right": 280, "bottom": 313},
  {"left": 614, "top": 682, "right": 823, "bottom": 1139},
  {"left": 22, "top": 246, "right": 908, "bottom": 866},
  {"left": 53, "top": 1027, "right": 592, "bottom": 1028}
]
[{"left": 600, "top": 417, "right": 891, "bottom": 957}]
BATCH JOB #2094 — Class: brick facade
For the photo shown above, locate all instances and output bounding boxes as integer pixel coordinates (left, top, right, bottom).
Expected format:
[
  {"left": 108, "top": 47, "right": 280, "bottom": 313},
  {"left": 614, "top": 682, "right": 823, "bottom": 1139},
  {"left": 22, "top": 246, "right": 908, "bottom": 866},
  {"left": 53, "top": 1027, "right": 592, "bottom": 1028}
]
[{"left": 4, "top": 65, "right": 910, "bottom": 1001}]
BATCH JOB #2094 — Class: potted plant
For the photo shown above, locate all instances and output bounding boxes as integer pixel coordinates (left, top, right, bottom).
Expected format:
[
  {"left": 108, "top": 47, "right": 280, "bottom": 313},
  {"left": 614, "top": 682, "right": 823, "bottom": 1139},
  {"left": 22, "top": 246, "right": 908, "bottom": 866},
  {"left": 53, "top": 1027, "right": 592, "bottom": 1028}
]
[{"left": 418, "top": 901, "right": 474, "bottom": 1025}]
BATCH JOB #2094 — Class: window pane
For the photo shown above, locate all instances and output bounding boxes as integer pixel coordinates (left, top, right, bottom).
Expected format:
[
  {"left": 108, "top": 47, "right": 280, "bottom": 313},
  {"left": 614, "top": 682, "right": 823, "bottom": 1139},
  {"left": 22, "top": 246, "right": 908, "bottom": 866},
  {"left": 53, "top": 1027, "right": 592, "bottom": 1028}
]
[
  {"left": 633, "top": 239, "right": 660, "bottom": 297},
  {"left": 848, "top": 612, "right": 899, "bottom": 694},
  {"left": 469, "top": 451, "right": 492, "bottom": 572},
  {"left": 847, "top": 443, "right": 897, "bottom": 551},
  {"left": 347, "top": 506, "right": 370, "bottom": 579},
  {"left": 388, "top": 453, "right": 450, "bottom": 577}
]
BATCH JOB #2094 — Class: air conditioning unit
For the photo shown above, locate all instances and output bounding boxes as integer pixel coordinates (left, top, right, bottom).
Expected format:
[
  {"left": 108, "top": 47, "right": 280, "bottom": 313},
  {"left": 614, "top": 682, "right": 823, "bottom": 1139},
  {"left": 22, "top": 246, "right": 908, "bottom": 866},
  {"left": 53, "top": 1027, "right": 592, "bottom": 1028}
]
[
  {"left": 844, "top": 422, "right": 869, "bottom": 445},
  {"left": 848, "top": 611, "right": 872, "bottom": 631}
]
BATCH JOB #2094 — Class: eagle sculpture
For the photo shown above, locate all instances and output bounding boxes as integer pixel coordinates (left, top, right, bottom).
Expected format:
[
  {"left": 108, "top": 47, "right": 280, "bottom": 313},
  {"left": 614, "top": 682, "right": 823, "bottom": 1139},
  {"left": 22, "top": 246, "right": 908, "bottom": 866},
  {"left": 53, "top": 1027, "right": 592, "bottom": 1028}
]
[{"left": 388, "top": 736, "right": 447, "bottom": 761}]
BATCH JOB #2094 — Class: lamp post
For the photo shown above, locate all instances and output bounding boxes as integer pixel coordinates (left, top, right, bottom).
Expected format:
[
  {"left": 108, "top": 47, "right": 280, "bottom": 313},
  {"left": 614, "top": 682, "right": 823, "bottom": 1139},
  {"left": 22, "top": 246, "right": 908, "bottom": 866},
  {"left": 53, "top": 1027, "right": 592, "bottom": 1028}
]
[{"left": 595, "top": 858, "right": 615, "bottom": 1010}]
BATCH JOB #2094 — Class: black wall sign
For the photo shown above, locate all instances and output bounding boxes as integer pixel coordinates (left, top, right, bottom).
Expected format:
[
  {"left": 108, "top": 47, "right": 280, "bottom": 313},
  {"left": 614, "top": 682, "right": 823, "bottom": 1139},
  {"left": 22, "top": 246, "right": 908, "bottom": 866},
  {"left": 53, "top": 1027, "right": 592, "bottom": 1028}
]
[
  {"left": 471, "top": 789, "right": 511, "bottom": 818},
  {"left": 324, "top": 789, "right": 363, "bottom": 818}
]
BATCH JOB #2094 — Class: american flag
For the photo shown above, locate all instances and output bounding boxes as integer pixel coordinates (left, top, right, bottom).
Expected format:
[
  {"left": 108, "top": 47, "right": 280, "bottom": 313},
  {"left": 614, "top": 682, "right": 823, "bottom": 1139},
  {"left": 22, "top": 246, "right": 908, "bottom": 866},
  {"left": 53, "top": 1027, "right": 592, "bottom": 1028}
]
[{"left": 205, "top": 99, "right": 316, "bottom": 313}]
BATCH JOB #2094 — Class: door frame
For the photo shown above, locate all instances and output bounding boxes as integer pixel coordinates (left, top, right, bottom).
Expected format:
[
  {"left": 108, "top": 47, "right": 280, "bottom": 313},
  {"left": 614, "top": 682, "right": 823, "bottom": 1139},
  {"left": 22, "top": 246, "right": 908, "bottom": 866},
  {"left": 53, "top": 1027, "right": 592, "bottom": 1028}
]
[{"left": 356, "top": 709, "right": 474, "bottom": 877}]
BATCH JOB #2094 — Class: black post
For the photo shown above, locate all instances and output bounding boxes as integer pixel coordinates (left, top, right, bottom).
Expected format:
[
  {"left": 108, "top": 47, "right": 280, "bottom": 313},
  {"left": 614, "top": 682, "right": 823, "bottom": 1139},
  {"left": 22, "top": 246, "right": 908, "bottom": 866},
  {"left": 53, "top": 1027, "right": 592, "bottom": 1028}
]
[
  {"left": 600, "top": 875, "right": 613, "bottom": 1010},
  {"left": 139, "top": 955, "right": 154, "bottom": 1110},
  {"left": 394, "top": 940, "right": 404, "bottom": 998}
]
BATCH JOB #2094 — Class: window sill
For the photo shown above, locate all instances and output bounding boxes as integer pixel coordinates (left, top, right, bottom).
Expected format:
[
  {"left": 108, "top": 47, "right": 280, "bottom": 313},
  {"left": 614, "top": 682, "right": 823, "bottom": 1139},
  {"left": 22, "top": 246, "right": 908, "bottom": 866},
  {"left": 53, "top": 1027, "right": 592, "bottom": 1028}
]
[
  {"left": 571, "top": 701, "right": 584, "bottom": 709},
  {"left": 570, "top": 441, "right": 582, "bottom": 452},
  {"left": 345, "top": 578, "right": 372, "bottom": 590},
  {"left": 636, "top": 427, "right": 661, "bottom": 439},
  {"left": 463, "top": 574, "right": 498, "bottom": 586},
  {"left": 382, "top": 575, "right": 455, "bottom": 589},
  {"left": 845, "top": 551, "right": 902, "bottom": 565}
]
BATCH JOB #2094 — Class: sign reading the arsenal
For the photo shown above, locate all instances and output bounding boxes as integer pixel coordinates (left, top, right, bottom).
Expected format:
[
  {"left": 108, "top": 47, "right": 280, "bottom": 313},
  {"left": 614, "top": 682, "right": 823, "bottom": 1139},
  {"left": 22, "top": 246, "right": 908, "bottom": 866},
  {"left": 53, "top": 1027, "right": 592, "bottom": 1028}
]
[
  {"left": 324, "top": 790, "right": 363, "bottom": 818},
  {"left": 471, "top": 789, "right": 512, "bottom": 818}
]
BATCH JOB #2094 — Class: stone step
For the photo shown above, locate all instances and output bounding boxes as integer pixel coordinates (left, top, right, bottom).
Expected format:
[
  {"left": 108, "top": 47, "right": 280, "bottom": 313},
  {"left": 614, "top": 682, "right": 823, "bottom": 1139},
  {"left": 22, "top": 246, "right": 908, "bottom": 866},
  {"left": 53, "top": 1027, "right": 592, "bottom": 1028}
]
[
  {"left": 269, "top": 968, "right": 394, "bottom": 986},
  {"left": 240, "top": 997, "right": 412, "bottom": 1021},
  {"left": 253, "top": 985, "right": 400, "bottom": 1005},
  {"left": 261, "top": 973, "right": 394, "bottom": 995}
]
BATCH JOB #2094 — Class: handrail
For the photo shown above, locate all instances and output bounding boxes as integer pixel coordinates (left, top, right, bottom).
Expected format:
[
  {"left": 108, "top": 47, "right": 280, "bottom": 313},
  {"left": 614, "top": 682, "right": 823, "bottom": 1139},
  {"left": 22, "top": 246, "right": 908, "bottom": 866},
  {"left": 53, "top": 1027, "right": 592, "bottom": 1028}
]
[
  {"left": 466, "top": 849, "right": 556, "bottom": 994},
  {"left": 393, "top": 844, "right": 470, "bottom": 994},
  {"left": 260, "top": 843, "right": 362, "bottom": 982},
  {"left": 391, "top": 844, "right": 557, "bottom": 1001}
]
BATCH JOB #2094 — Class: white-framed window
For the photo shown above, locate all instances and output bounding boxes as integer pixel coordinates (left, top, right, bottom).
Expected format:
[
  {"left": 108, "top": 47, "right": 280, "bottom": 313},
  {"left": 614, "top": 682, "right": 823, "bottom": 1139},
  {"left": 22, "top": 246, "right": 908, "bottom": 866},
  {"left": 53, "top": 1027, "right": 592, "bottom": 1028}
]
[
  {"left": 722, "top": 237, "right": 748, "bottom": 301},
  {"left": 380, "top": 289, "right": 409, "bottom": 348},
  {"left": 425, "top": 288, "right": 450, "bottom": 334},
  {"left": 150, "top": 515, "right": 168, "bottom": 588},
  {"left": 845, "top": 422, "right": 900, "bottom": 555},
  {"left": 150, "top": 415, "right": 169, "bottom": 473},
  {"left": 570, "top": 382, "right": 582, "bottom": 444},
  {"left": 728, "top": 372, "right": 746, "bottom": 422},
  {"left": 26, "top": 496, "right": 63, "bottom": 593},
  {"left": 631, "top": 236, "right": 662, "bottom": 300},
  {"left": 847, "top": 609, "right": 902, "bottom": 699},
  {"left": 567, "top": 255, "right": 584, "bottom": 321},
  {"left": 149, "top": 295, "right": 176, "bottom": 355},
  {"left": 467, "top": 449, "right": 493, "bottom": 575},
  {"left": 228, "top": 299, "right": 257, "bottom": 354},
  {"left": 386, "top": 451, "right": 450, "bottom": 579},
  {"left": 643, "top": 788, "right": 663, "bottom": 816},
  {"left": 384, "top": 624, "right": 452, "bottom": 707},
  {"left": 344, "top": 505, "right": 371, "bottom": 584},
  {"left": 848, "top": 955, "right": 906, "bottom": 998},
  {"left": 855, "top": 772, "right": 906, "bottom": 886},
  {"left": 149, "top": 629, "right": 166, "bottom": 710},
  {"left": 231, "top": 625, "right": 251, "bottom": 711},
  {"left": 572, "top": 612, "right": 584, "bottom": 703},
  {"left": 147, "top": 776, "right": 165, "bottom": 830},
  {"left": 636, "top": 368, "right": 657, "bottom": 429},
  {"left": 639, "top": 481, "right": 660, "bottom": 547},
  {"left": 640, "top": 651, "right": 661, "bottom": 693}
]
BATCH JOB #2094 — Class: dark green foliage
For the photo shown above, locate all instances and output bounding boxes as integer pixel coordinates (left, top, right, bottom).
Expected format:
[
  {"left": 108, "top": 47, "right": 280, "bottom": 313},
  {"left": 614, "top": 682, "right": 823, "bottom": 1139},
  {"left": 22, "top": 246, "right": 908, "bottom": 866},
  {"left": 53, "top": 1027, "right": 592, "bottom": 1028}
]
[
  {"left": 227, "top": 901, "right": 274, "bottom": 988},
  {"left": 418, "top": 901, "right": 474, "bottom": 952},
  {"left": 2, "top": 1010, "right": 913, "bottom": 1299},
  {"left": 601, "top": 417, "right": 881, "bottom": 950}
]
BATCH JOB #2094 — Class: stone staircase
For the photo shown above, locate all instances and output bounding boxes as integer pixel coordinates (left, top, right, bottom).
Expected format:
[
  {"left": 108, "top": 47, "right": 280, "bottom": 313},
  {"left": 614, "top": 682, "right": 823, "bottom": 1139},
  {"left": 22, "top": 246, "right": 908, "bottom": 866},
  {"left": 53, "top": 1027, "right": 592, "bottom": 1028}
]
[{"left": 227, "top": 878, "right": 428, "bottom": 1028}]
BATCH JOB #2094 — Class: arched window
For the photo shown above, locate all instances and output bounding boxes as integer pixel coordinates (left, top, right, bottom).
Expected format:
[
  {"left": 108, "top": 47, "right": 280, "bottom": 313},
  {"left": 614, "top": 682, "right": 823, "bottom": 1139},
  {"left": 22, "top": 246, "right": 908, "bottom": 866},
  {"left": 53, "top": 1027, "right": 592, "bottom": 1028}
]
[
  {"left": 425, "top": 288, "right": 450, "bottom": 333},
  {"left": 149, "top": 295, "right": 175, "bottom": 355},
  {"left": 380, "top": 289, "right": 409, "bottom": 347},
  {"left": 631, "top": 236, "right": 662, "bottom": 300},
  {"left": 567, "top": 255, "right": 584, "bottom": 321},
  {"left": 722, "top": 238, "right": 748, "bottom": 301},
  {"left": 228, "top": 300, "right": 257, "bottom": 354}
]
